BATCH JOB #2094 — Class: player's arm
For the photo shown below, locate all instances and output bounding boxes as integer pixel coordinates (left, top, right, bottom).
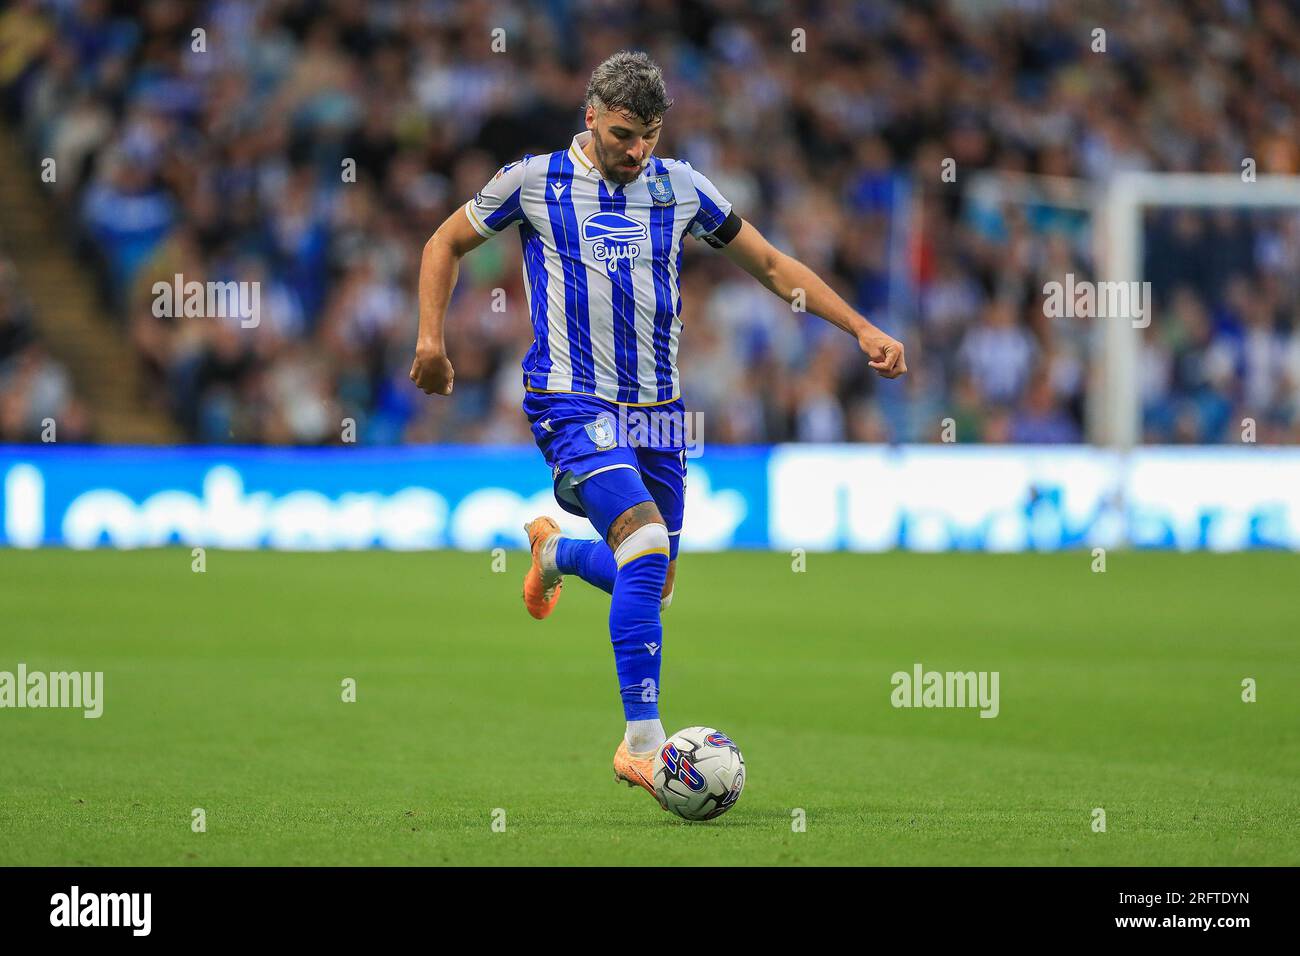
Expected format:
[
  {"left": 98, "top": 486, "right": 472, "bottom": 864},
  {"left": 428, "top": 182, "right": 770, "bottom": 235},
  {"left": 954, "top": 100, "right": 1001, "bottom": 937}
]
[
  {"left": 409, "top": 210, "right": 489, "bottom": 395},
  {"left": 411, "top": 159, "right": 528, "bottom": 396},
  {"left": 719, "top": 218, "right": 906, "bottom": 379}
]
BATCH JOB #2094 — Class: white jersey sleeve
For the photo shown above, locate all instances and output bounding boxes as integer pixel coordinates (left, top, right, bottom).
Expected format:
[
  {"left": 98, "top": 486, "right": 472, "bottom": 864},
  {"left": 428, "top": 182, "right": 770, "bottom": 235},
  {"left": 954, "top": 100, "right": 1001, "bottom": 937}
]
[
  {"left": 464, "top": 157, "right": 531, "bottom": 238},
  {"left": 683, "top": 164, "right": 735, "bottom": 241}
]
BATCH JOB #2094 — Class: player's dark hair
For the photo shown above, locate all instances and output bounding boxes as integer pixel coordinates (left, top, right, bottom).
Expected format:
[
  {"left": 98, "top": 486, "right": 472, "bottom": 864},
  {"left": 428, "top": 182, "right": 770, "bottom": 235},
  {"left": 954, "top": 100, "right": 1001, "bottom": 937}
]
[{"left": 585, "top": 50, "right": 673, "bottom": 124}]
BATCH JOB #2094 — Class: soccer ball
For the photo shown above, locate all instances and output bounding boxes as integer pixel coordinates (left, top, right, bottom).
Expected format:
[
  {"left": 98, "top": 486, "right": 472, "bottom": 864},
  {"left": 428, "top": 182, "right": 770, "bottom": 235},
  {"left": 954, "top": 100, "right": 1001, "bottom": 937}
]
[{"left": 653, "top": 726, "right": 745, "bottom": 821}]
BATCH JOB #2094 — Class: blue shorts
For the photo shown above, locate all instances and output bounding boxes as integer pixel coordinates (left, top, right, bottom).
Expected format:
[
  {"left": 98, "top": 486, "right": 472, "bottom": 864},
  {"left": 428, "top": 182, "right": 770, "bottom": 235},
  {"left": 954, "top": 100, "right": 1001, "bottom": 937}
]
[{"left": 523, "top": 390, "right": 686, "bottom": 560}]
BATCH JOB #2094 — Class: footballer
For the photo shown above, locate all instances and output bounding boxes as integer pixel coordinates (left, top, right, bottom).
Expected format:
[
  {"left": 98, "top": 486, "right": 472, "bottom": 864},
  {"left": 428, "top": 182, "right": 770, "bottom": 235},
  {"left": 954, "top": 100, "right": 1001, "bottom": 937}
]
[{"left": 410, "top": 51, "right": 906, "bottom": 804}]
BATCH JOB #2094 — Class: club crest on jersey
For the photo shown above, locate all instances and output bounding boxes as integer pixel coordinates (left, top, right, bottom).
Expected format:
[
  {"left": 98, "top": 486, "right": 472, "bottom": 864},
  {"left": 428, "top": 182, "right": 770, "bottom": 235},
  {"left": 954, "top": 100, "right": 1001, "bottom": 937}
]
[
  {"left": 584, "top": 415, "right": 616, "bottom": 450},
  {"left": 581, "top": 211, "right": 647, "bottom": 274},
  {"left": 646, "top": 174, "right": 676, "bottom": 206}
]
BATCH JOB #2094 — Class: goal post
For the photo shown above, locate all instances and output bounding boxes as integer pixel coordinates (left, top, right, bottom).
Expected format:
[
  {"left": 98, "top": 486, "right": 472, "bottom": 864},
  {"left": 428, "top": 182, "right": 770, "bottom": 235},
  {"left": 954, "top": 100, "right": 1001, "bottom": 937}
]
[{"left": 1096, "top": 172, "right": 1300, "bottom": 448}]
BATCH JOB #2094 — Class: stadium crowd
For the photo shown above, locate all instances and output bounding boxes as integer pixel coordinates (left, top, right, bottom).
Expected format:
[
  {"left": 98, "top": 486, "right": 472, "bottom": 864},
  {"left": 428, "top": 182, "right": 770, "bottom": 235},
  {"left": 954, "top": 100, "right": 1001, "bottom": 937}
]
[
  {"left": 3, "top": 0, "right": 1300, "bottom": 445},
  {"left": 0, "top": 249, "right": 92, "bottom": 443}
]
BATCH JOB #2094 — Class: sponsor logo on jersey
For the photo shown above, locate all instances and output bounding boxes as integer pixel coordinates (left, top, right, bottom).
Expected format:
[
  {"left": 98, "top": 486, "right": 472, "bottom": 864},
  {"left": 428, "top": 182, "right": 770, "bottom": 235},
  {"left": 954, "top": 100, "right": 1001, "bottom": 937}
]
[{"left": 581, "top": 211, "right": 648, "bottom": 273}]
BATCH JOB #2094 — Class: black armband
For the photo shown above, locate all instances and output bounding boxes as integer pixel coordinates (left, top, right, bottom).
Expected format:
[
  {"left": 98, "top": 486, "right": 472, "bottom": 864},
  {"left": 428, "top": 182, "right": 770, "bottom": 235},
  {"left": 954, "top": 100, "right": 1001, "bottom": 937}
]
[{"left": 701, "top": 211, "right": 742, "bottom": 248}]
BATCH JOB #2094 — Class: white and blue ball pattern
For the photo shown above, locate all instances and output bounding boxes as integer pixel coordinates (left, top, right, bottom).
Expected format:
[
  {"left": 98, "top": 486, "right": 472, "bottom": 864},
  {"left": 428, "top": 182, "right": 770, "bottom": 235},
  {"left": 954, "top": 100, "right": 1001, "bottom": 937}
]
[{"left": 653, "top": 726, "right": 745, "bottom": 821}]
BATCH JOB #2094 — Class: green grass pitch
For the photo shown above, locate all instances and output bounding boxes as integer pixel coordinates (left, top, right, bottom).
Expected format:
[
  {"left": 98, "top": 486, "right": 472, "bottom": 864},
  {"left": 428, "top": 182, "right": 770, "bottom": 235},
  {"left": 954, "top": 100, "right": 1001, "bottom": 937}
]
[{"left": 0, "top": 548, "right": 1296, "bottom": 866}]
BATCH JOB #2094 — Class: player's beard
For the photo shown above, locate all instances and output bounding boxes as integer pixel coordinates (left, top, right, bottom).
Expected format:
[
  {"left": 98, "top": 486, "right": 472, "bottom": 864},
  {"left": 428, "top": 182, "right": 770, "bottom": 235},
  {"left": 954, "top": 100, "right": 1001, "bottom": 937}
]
[{"left": 594, "top": 135, "right": 644, "bottom": 184}]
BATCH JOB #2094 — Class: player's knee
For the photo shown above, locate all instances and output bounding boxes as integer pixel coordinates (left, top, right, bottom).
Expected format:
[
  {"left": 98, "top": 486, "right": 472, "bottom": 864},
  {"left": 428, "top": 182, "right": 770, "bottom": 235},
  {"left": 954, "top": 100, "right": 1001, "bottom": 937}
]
[
  {"left": 611, "top": 524, "right": 669, "bottom": 613},
  {"left": 606, "top": 500, "right": 665, "bottom": 552},
  {"left": 613, "top": 522, "right": 670, "bottom": 572}
]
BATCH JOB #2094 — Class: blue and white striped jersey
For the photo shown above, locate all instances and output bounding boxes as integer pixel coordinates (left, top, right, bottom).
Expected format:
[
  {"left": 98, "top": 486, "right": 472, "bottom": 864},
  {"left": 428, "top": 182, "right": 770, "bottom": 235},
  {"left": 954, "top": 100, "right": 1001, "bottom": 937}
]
[{"left": 463, "top": 130, "right": 734, "bottom": 405}]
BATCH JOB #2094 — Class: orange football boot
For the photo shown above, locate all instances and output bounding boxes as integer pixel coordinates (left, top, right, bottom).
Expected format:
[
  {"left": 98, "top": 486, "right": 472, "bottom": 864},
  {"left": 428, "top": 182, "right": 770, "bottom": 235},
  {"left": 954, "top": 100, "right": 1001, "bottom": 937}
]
[
  {"left": 614, "top": 739, "right": 666, "bottom": 809},
  {"left": 522, "top": 516, "right": 563, "bottom": 620}
]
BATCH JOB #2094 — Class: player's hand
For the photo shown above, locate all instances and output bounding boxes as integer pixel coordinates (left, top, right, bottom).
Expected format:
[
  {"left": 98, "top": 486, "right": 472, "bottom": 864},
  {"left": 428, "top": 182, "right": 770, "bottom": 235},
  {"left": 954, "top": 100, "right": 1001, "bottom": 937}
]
[
  {"left": 858, "top": 329, "right": 907, "bottom": 379},
  {"left": 409, "top": 348, "right": 454, "bottom": 395}
]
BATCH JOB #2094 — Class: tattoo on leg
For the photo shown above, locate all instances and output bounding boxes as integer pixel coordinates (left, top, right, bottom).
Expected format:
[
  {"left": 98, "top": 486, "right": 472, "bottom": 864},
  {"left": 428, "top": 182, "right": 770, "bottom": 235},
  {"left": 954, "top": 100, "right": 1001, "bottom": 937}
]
[{"left": 607, "top": 501, "right": 664, "bottom": 550}]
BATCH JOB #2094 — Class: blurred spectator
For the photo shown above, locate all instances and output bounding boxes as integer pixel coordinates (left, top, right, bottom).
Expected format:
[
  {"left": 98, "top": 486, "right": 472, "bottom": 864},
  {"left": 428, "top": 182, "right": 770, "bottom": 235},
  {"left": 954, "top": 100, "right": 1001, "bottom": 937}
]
[
  {"left": 1011, "top": 371, "right": 1081, "bottom": 443},
  {"left": 0, "top": 256, "right": 92, "bottom": 442}
]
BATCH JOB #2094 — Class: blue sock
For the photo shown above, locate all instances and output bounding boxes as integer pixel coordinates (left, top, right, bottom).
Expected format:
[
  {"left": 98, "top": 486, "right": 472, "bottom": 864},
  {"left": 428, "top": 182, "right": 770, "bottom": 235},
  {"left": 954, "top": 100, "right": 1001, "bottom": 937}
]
[
  {"left": 555, "top": 537, "right": 617, "bottom": 594},
  {"left": 610, "top": 548, "right": 669, "bottom": 719}
]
